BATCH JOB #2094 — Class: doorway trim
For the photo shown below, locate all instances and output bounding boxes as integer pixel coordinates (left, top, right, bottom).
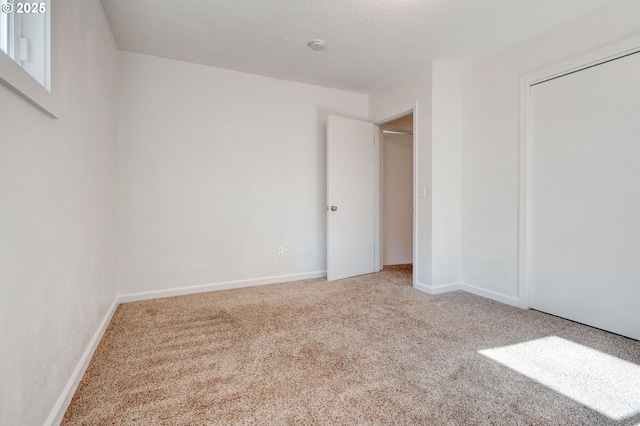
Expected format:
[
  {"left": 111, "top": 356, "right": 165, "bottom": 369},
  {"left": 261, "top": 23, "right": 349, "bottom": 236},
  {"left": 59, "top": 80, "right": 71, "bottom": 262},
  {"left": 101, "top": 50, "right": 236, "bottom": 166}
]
[
  {"left": 374, "top": 102, "right": 419, "bottom": 287},
  {"left": 519, "top": 35, "right": 640, "bottom": 309}
]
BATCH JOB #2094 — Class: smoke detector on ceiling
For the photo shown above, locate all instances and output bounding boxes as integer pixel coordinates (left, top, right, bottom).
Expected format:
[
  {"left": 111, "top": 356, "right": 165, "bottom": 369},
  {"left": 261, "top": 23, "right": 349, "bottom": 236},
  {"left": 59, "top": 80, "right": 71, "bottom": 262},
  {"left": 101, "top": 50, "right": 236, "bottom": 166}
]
[{"left": 307, "top": 39, "right": 326, "bottom": 51}]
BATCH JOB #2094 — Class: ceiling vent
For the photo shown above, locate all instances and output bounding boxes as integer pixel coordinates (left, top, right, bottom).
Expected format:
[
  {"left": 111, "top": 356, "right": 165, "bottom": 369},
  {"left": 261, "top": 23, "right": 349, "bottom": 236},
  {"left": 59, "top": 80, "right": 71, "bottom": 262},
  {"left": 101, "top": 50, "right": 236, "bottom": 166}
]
[{"left": 307, "top": 39, "right": 326, "bottom": 51}]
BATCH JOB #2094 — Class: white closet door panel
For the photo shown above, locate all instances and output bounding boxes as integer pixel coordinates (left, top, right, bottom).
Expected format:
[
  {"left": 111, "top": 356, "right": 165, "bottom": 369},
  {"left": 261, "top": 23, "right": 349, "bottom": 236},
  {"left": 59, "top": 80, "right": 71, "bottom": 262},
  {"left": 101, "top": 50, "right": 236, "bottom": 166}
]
[{"left": 530, "top": 52, "right": 640, "bottom": 340}]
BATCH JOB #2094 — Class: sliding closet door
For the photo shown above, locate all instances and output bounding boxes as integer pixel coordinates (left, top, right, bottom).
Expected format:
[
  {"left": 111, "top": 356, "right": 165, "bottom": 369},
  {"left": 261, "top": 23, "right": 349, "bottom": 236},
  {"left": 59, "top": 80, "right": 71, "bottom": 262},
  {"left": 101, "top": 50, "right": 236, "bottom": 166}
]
[{"left": 530, "top": 51, "right": 640, "bottom": 340}]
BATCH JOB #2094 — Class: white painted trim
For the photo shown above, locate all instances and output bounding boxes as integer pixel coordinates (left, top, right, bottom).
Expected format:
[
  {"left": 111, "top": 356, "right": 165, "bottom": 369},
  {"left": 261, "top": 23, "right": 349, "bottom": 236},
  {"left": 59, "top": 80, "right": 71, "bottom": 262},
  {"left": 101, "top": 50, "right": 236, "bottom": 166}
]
[
  {"left": 117, "top": 271, "right": 327, "bottom": 303},
  {"left": 459, "top": 282, "right": 521, "bottom": 308},
  {"left": 523, "top": 34, "right": 640, "bottom": 88},
  {"left": 370, "top": 102, "right": 418, "bottom": 126},
  {"left": 0, "top": 50, "right": 58, "bottom": 118},
  {"left": 374, "top": 124, "right": 382, "bottom": 272},
  {"left": 412, "top": 280, "right": 430, "bottom": 293},
  {"left": 413, "top": 281, "right": 460, "bottom": 294},
  {"left": 0, "top": 0, "right": 57, "bottom": 118},
  {"left": 413, "top": 279, "right": 520, "bottom": 307},
  {"left": 43, "top": 269, "right": 519, "bottom": 424},
  {"left": 519, "top": 64, "right": 532, "bottom": 310},
  {"left": 46, "top": 270, "right": 327, "bottom": 422},
  {"left": 45, "top": 299, "right": 118, "bottom": 426},
  {"left": 519, "top": 34, "right": 640, "bottom": 310},
  {"left": 412, "top": 102, "right": 419, "bottom": 288}
]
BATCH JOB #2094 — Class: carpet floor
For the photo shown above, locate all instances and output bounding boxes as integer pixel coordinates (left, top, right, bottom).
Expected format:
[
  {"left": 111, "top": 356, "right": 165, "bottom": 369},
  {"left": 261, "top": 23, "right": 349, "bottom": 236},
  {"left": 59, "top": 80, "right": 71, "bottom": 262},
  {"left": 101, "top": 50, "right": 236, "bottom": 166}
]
[{"left": 62, "top": 265, "right": 640, "bottom": 425}]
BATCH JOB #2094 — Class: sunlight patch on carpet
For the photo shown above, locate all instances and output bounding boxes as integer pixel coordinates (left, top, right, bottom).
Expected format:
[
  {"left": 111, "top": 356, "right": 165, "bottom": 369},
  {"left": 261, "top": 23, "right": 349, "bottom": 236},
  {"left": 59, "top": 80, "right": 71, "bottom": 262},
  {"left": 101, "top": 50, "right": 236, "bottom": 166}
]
[{"left": 479, "top": 336, "right": 640, "bottom": 421}]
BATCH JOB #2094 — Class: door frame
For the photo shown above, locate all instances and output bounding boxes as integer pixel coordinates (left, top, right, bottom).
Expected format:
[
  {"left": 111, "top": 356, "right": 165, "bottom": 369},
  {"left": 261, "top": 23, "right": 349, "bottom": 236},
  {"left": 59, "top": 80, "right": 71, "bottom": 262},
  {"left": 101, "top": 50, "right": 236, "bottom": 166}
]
[
  {"left": 374, "top": 102, "right": 419, "bottom": 287},
  {"left": 519, "top": 35, "right": 640, "bottom": 309}
]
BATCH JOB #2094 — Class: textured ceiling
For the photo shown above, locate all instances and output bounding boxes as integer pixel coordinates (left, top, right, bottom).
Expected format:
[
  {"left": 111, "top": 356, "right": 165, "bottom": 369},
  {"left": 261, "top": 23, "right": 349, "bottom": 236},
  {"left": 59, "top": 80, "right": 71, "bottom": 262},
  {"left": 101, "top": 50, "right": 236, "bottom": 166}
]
[{"left": 101, "top": 0, "right": 613, "bottom": 93}]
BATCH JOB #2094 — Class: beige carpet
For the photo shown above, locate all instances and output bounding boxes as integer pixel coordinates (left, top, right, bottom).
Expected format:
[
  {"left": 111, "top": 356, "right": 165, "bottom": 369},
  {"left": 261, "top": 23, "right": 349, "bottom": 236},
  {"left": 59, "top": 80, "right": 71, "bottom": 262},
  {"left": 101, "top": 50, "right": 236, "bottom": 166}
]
[{"left": 63, "top": 265, "right": 640, "bottom": 425}]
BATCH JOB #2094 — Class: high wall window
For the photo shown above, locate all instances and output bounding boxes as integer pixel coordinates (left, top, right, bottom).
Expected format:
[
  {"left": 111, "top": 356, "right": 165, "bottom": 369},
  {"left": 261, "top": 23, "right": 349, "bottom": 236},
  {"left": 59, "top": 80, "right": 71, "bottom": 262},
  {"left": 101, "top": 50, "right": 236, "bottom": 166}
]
[{"left": 0, "top": 0, "right": 50, "bottom": 90}]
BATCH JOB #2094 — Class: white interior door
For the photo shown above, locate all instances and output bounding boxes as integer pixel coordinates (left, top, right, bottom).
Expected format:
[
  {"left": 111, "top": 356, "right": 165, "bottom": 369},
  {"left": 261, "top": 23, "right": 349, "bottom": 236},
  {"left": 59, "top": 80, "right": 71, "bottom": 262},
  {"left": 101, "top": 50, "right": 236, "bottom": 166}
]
[
  {"left": 530, "top": 51, "right": 640, "bottom": 340},
  {"left": 327, "top": 115, "right": 375, "bottom": 281}
]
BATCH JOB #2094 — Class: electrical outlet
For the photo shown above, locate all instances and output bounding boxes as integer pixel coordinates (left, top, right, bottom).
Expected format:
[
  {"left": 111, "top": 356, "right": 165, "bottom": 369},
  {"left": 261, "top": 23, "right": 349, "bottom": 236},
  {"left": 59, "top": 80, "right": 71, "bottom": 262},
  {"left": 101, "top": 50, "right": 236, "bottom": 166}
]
[{"left": 277, "top": 246, "right": 284, "bottom": 257}]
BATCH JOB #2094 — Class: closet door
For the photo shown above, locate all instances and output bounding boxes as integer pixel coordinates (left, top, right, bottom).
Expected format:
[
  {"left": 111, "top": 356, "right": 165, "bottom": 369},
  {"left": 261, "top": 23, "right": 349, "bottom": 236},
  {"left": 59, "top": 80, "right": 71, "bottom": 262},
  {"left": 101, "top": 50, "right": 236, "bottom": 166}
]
[{"left": 530, "top": 51, "right": 640, "bottom": 340}]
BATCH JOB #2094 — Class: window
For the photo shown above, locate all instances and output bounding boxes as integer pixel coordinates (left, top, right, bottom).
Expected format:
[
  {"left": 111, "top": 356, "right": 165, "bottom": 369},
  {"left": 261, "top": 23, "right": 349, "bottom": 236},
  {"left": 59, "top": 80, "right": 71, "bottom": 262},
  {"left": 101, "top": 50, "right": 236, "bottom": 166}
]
[
  {"left": 0, "top": 0, "right": 56, "bottom": 117},
  {"left": 0, "top": 0, "right": 49, "bottom": 89},
  {"left": 0, "top": 4, "right": 13, "bottom": 57}
]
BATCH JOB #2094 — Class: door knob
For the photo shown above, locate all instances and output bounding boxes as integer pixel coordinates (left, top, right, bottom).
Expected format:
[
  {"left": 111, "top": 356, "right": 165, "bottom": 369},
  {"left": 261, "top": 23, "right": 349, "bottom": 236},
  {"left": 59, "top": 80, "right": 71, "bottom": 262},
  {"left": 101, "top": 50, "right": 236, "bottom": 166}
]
[{"left": 330, "top": 205, "right": 338, "bottom": 211}]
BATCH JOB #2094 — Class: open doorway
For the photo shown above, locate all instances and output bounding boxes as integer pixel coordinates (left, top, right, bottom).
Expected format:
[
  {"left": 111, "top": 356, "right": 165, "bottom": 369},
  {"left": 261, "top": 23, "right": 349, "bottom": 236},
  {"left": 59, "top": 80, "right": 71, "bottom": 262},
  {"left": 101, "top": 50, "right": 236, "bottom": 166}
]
[
  {"left": 327, "top": 111, "right": 416, "bottom": 283},
  {"left": 379, "top": 113, "right": 414, "bottom": 283}
]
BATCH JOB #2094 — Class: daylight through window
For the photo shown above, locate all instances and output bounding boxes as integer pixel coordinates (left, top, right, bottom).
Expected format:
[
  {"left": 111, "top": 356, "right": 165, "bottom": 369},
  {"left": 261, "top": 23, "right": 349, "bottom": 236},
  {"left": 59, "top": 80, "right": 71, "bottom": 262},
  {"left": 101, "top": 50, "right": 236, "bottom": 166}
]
[{"left": 0, "top": 0, "right": 50, "bottom": 90}]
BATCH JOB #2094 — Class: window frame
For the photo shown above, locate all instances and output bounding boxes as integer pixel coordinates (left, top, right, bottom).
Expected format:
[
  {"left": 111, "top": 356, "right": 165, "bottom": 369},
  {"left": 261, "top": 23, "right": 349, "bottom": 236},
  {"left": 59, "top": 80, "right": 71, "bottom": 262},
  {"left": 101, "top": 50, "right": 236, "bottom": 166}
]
[{"left": 0, "top": 0, "right": 57, "bottom": 118}]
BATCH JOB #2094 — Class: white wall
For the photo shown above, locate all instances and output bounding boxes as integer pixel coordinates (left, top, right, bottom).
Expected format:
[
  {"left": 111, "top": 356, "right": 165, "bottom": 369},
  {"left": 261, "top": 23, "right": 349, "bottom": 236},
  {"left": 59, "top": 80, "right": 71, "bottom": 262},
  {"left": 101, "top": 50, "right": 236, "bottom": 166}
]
[
  {"left": 382, "top": 132, "right": 413, "bottom": 266},
  {"left": 116, "top": 51, "right": 369, "bottom": 295},
  {"left": 461, "top": 0, "right": 640, "bottom": 301},
  {"left": 431, "top": 62, "right": 462, "bottom": 287},
  {"left": 369, "top": 65, "right": 432, "bottom": 286},
  {"left": 0, "top": 0, "right": 117, "bottom": 424},
  {"left": 369, "top": 63, "right": 463, "bottom": 289}
]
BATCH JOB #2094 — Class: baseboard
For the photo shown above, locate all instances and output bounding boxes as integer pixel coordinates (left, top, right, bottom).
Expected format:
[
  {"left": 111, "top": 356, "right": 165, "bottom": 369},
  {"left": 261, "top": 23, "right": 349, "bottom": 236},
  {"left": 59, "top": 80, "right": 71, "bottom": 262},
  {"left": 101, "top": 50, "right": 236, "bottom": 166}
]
[
  {"left": 44, "top": 270, "right": 327, "bottom": 424},
  {"left": 45, "top": 298, "right": 119, "bottom": 426},
  {"left": 458, "top": 282, "right": 521, "bottom": 307},
  {"left": 413, "top": 280, "right": 522, "bottom": 308},
  {"left": 413, "top": 281, "right": 461, "bottom": 294},
  {"left": 117, "top": 271, "right": 327, "bottom": 304},
  {"left": 42, "top": 272, "right": 521, "bottom": 424}
]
